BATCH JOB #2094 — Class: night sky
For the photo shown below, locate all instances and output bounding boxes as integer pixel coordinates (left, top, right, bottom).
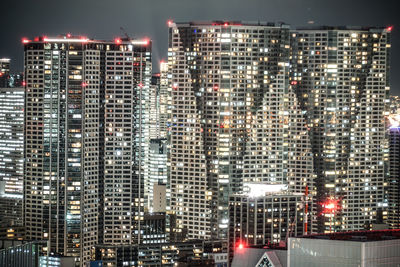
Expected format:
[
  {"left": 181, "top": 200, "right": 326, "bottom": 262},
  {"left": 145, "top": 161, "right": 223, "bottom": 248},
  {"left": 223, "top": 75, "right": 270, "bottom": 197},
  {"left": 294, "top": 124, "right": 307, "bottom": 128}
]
[{"left": 2, "top": 0, "right": 399, "bottom": 94}]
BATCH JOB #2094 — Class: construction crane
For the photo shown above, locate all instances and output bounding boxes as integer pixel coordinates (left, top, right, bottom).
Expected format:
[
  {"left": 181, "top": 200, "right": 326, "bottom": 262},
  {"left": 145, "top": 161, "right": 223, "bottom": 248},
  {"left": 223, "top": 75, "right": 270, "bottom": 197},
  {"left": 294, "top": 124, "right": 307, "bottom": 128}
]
[{"left": 120, "top": 27, "right": 131, "bottom": 41}]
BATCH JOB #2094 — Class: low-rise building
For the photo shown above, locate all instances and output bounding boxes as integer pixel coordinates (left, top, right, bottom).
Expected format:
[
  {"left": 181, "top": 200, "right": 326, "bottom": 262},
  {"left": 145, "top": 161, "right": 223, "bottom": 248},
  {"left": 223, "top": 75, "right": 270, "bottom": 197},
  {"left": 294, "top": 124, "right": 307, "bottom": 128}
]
[
  {"left": 288, "top": 230, "right": 400, "bottom": 267},
  {"left": 92, "top": 239, "right": 227, "bottom": 267},
  {"left": 228, "top": 183, "right": 307, "bottom": 263}
]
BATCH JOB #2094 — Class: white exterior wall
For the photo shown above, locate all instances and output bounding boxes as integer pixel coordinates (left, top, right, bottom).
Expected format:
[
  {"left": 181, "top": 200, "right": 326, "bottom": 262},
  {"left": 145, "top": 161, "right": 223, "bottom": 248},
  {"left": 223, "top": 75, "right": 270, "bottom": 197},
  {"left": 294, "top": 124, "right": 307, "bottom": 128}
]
[{"left": 288, "top": 238, "right": 400, "bottom": 267}]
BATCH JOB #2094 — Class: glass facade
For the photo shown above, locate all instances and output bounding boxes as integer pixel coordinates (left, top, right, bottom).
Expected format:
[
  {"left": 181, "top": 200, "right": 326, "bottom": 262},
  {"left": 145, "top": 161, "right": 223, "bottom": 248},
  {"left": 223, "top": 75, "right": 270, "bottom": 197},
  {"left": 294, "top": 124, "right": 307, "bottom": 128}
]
[
  {"left": 0, "top": 87, "right": 24, "bottom": 226},
  {"left": 0, "top": 241, "right": 46, "bottom": 267},
  {"left": 0, "top": 87, "right": 24, "bottom": 196},
  {"left": 146, "top": 138, "right": 168, "bottom": 212}
]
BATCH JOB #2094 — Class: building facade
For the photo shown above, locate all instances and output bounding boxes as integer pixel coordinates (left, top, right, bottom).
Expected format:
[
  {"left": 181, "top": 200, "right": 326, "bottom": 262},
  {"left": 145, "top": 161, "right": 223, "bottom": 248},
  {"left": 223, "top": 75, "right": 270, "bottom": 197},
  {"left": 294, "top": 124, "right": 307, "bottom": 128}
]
[
  {"left": 228, "top": 184, "right": 306, "bottom": 263},
  {"left": 288, "top": 230, "right": 400, "bottom": 267},
  {"left": 0, "top": 58, "right": 10, "bottom": 87},
  {"left": 0, "top": 196, "right": 23, "bottom": 226},
  {"left": 24, "top": 36, "right": 105, "bottom": 264},
  {"left": 290, "top": 26, "right": 391, "bottom": 232},
  {"left": 389, "top": 95, "right": 400, "bottom": 115},
  {"left": 168, "top": 21, "right": 314, "bottom": 240},
  {"left": 92, "top": 239, "right": 227, "bottom": 267},
  {"left": 23, "top": 35, "right": 151, "bottom": 265},
  {"left": 159, "top": 61, "right": 169, "bottom": 139},
  {"left": 149, "top": 73, "right": 161, "bottom": 139},
  {"left": 0, "top": 241, "right": 49, "bottom": 267},
  {"left": 0, "top": 87, "right": 24, "bottom": 196},
  {"left": 146, "top": 138, "right": 168, "bottom": 212},
  {"left": 103, "top": 38, "right": 151, "bottom": 245},
  {"left": 388, "top": 125, "right": 400, "bottom": 228}
]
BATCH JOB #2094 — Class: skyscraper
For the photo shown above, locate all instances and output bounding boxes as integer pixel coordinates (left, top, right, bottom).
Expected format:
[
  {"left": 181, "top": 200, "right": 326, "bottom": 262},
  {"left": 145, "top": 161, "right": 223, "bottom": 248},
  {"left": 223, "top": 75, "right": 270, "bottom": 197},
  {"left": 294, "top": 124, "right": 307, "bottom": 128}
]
[
  {"left": 146, "top": 138, "right": 168, "bottom": 212},
  {"left": 159, "top": 61, "right": 169, "bottom": 139},
  {"left": 0, "top": 87, "right": 24, "bottom": 227},
  {"left": 388, "top": 126, "right": 400, "bottom": 229},
  {"left": 8, "top": 73, "right": 24, "bottom": 88},
  {"left": 23, "top": 35, "right": 151, "bottom": 265},
  {"left": 387, "top": 114, "right": 400, "bottom": 228},
  {"left": 389, "top": 95, "right": 400, "bottom": 114},
  {"left": 103, "top": 38, "right": 152, "bottom": 245},
  {"left": 0, "top": 58, "right": 10, "bottom": 87},
  {"left": 290, "top": 26, "right": 391, "bottom": 232},
  {"left": 0, "top": 87, "right": 24, "bottom": 196},
  {"left": 24, "top": 35, "right": 104, "bottom": 264},
  {"left": 168, "top": 21, "right": 314, "bottom": 240},
  {"left": 149, "top": 73, "right": 161, "bottom": 140}
]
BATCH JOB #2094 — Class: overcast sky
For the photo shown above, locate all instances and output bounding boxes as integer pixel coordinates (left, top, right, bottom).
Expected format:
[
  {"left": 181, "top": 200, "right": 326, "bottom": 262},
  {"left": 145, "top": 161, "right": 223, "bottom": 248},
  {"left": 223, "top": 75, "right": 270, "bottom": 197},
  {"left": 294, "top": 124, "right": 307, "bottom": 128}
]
[{"left": 2, "top": 0, "right": 399, "bottom": 94}]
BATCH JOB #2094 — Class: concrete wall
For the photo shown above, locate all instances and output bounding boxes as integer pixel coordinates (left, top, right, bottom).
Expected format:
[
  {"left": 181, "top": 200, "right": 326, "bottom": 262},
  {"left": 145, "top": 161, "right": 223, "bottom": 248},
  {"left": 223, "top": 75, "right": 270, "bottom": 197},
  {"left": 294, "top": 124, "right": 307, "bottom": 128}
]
[{"left": 288, "top": 238, "right": 400, "bottom": 267}]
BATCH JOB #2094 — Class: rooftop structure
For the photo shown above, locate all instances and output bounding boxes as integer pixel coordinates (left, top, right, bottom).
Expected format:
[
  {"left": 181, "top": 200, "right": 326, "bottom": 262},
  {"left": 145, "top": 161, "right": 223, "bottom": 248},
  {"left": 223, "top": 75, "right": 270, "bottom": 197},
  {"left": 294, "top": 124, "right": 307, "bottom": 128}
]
[{"left": 288, "top": 230, "right": 400, "bottom": 266}]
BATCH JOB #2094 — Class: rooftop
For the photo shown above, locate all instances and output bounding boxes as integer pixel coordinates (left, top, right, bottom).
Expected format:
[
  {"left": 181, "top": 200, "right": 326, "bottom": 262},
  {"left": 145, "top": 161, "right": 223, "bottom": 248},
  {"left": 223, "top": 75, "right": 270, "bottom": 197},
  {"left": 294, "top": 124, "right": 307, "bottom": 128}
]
[
  {"left": 171, "top": 21, "right": 289, "bottom": 28},
  {"left": 22, "top": 35, "right": 150, "bottom": 45},
  {"left": 294, "top": 25, "right": 391, "bottom": 32},
  {"left": 168, "top": 21, "right": 390, "bottom": 32},
  {"left": 297, "top": 229, "right": 400, "bottom": 242},
  {"left": 232, "top": 183, "right": 303, "bottom": 198}
]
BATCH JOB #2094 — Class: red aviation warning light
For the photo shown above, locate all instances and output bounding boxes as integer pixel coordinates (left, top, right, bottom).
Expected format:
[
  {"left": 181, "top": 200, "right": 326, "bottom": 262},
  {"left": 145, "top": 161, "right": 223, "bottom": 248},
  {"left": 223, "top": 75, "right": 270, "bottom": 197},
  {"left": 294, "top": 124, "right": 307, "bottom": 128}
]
[
  {"left": 81, "top": 82, "right": 88, "bottom": 87},
  {"left": 224, "top": 22, "right": 229, "bottom": 27},
  {"left": 236, "top": 241, "right": 245, "bottom": 251},
  {"left": 386, "top": 26, "right": 393, "bottom": 32},
  {"left": 114, "top": 38, "right": 122, "bottom": 44},
  {"left": 66, "top": 33, "right": 72, "bottom": 38},
  {"left": 22, "top": 38, "right": 30, "bottom": 44},
  {"left": 22, "top": 81, "right": 26, "bottom": 87},
  {"left": 167, "top": 20, "right": 173, "bottom": 27}
]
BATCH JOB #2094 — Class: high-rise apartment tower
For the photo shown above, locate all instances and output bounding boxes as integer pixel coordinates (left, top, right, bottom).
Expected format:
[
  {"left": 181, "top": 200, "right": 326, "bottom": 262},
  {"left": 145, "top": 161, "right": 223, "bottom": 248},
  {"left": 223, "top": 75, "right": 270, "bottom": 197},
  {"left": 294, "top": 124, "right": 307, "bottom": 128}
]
[
  {"left": 290, "top": 26, "right": 391, "bottom": 232},
  {"left": 23, "top": 35, "right": 151, "bottom": 265},
  {"left": 168, "top": 21, "right": 314, "bottom": 239}
]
